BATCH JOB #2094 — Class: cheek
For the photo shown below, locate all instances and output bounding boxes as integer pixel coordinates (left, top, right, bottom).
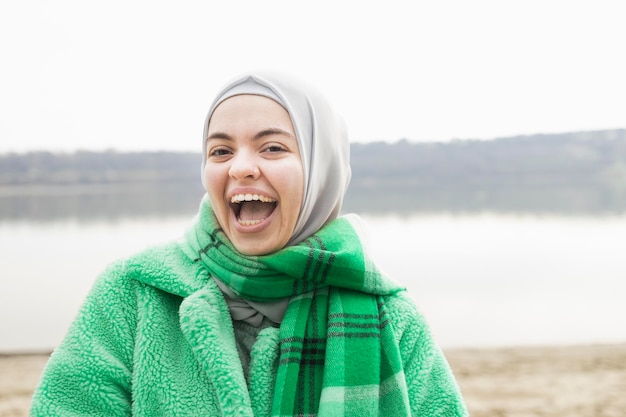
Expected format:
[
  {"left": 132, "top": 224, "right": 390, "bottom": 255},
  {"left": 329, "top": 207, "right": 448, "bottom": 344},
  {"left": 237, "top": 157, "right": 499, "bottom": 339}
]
[
  {"left": 203, "top": 164, "right": 227, "bottom": 211},
  {"left": 203, "top": 163, "right": 222, "bottom": 190},
  {"left": 202, "top": 163, "right": 211, "bottom": 189},
  {"left": 279, "top": 164, "right": 305, "bottom": 216}
]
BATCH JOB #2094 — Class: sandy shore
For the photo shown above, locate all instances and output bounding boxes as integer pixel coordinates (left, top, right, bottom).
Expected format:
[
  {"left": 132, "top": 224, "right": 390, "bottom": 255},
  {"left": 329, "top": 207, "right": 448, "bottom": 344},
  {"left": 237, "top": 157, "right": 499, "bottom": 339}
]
[
  {"left": 2, "top": 344, "right": 625, "bottom": 417},
  {"left": 446, "top": 344, "right": 626, "bottom": 417}
]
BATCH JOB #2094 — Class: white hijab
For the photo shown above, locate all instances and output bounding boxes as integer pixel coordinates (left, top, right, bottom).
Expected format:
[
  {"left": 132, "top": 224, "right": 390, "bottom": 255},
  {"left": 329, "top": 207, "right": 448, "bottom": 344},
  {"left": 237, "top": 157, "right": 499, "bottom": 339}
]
[{"left": 202, "top": 72, "right": 351, "bottom": 246}]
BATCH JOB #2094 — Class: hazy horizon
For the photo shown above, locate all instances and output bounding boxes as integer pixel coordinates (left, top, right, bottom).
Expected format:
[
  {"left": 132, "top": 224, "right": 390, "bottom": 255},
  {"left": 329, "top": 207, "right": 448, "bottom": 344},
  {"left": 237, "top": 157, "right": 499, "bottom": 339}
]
[{"left": 2, "top": 126, "right": 625, "bottom": 155}]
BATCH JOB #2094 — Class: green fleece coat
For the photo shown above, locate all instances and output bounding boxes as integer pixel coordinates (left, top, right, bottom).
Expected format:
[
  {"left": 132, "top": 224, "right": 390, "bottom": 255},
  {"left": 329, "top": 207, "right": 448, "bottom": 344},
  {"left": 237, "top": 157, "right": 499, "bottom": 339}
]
[{"left": 30, "top": 241, "right": 467, "bottom": 416}]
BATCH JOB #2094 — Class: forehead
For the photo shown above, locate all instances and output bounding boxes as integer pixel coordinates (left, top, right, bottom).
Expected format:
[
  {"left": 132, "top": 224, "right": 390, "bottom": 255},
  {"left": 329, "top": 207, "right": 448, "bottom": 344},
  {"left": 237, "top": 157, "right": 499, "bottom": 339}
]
[{"left": 208, "top": 94, "right": 293, "bottom": 132}]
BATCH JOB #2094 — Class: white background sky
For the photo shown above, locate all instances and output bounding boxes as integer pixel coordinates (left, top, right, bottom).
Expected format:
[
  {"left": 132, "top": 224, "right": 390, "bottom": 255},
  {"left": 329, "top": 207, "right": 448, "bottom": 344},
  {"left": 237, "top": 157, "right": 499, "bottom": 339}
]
[{"left": 1, "top": 0, "right": 625, "bottom": 153}]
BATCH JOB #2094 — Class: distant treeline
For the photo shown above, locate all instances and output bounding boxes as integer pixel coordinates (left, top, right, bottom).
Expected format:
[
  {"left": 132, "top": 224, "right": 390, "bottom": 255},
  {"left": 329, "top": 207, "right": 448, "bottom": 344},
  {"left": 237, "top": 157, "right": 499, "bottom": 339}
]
[
  {"left": 2, "top": 129, "right": 625, "bottom": 187},
  {"left": 1, "top": 129, "right": 626, "bottom": 216},
  {"left": 0, "top": 150, "right": 201, "bottom": 185},
  {"left": 350, "top": 129, "right": 626, "bottom": 188}
]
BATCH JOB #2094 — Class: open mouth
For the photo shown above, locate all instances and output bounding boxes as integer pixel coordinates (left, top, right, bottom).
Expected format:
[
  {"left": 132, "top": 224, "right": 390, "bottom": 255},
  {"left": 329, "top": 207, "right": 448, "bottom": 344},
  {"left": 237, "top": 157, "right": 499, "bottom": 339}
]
[{"left": 230, "top": 193, "right": 277, "bottom": 226}]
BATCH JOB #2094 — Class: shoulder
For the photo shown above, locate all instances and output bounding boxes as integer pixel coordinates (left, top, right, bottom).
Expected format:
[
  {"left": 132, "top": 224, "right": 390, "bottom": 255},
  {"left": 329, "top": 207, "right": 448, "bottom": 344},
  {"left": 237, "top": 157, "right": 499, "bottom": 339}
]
[
  {"left": 98, "top": 240, "right": 209, "bottom": 298},
  {"left": 383, "top": 291, "right": 426, "bottom": 330},
  {"left": 382, "top": 290, "right": 436, "bottom": 350}
]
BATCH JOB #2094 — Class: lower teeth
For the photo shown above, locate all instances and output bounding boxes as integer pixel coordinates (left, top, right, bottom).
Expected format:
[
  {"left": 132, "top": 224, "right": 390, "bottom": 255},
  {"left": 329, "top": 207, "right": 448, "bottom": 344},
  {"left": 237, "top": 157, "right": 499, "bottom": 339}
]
[{"left": 238, "top": 218, "right": 264, "bottom": 226}]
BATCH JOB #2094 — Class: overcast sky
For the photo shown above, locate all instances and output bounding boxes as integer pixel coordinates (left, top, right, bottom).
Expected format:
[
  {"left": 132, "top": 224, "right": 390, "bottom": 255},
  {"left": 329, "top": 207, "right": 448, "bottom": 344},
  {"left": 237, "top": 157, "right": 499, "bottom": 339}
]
[{"left": 1, "top": 0, "right": 624, "bottom": 153}]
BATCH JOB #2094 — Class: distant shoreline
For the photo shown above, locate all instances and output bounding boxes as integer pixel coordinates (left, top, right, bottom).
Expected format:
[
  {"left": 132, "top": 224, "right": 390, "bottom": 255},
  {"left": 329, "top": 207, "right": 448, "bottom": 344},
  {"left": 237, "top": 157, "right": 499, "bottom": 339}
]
[
  {"left": 0, "top": 181, "right": 198, "bottom": 197},
  {"left": 2, "top": 179, "right": 625, "bottom": 219}
]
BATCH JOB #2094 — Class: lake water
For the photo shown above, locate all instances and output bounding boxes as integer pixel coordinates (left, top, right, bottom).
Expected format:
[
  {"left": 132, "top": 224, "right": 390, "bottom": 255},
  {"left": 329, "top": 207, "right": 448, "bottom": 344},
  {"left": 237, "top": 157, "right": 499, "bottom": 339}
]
[{"left": 1, "top": 189, "right": 625, "bottom": 352}]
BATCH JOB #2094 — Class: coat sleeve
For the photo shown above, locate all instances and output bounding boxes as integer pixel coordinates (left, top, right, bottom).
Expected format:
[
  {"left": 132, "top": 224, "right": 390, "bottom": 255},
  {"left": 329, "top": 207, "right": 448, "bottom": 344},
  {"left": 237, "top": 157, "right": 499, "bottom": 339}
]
[
  {"left": 385, "top": 292, "right": 469, "bottom": 417},
  {"left": 30, "top": 260, "right": 137, "bottom": 417}
]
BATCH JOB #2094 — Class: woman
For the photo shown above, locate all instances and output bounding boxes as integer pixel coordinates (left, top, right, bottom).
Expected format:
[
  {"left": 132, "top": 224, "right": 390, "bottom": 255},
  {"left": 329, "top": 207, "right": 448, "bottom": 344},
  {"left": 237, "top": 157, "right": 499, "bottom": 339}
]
[{"left": 31, "top": 72, "right": 467, "bottom": 416}]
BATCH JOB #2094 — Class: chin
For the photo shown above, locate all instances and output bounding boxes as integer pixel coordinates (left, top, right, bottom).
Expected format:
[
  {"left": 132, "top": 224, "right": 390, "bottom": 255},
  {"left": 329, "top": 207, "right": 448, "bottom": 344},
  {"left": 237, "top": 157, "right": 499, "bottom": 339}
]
[
  {"left": 234, "top": 240, "right": 280, "bottom": 256},
  {"left": 226, "top": 217, "right": 292, "bottom": 256},
  {"left": 232, "top": 229, "right": 292, "bottom": 255}
]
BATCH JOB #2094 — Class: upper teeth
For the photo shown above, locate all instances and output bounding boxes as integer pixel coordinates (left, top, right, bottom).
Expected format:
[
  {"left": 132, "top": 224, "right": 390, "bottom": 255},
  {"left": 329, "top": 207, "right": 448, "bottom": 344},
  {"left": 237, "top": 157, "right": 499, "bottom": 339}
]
[{"left": 230, "top": 193, "right": 276, "bottom": 204}]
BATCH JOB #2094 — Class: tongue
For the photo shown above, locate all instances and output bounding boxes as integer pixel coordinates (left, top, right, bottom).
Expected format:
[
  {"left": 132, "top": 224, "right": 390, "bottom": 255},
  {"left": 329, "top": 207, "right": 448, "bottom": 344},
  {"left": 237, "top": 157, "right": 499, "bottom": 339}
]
[{"left": 239, "top": 201, "right": 275, "bottom": 221}]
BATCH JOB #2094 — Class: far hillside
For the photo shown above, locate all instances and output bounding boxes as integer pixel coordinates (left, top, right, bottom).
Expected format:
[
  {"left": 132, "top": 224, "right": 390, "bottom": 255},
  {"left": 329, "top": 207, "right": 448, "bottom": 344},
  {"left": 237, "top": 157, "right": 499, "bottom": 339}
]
[{"left": 1, "top": 128, "right": 625, "bottom": 216}]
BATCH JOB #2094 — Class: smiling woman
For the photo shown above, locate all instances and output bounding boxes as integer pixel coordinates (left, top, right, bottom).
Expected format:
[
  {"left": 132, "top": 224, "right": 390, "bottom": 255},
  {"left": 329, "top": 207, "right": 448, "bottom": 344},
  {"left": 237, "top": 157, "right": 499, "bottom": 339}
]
[{"left": 29, "top": 72, "right": 468, "bottom": 416}]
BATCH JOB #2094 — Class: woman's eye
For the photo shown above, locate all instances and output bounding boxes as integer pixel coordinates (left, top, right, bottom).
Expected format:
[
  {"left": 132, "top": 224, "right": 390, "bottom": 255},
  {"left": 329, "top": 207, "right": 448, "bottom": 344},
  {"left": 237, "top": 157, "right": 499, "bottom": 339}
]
[
  {"left": 208, "top": 148, "right": 231, "bottom": 158},
  {"left": 264, "top": 145, "right": 286, "bottom": 153}
]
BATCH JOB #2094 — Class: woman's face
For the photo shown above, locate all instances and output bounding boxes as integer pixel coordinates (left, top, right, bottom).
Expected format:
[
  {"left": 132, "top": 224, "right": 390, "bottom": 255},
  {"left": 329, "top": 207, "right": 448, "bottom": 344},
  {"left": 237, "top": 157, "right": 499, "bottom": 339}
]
[{"left": 204, "top": 94, "right": 304, "bottom": 255}]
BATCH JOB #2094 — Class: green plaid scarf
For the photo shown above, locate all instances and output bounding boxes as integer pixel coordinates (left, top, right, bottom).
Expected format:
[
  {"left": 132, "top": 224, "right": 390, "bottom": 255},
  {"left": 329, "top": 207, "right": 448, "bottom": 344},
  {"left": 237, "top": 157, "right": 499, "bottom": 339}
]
[{"left": 186, "top": 200, "right": 411, "bottom": 416}]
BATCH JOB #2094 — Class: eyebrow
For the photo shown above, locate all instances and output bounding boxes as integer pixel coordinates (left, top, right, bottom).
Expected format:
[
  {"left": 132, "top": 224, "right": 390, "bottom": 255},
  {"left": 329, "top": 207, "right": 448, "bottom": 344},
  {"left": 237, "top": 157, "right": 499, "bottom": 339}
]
[
  {"left": 206, "top": 128, "right": 295, "bottom": 142},
  {"left": 254, "top": 128, "right": 295, "bottom": 141}
]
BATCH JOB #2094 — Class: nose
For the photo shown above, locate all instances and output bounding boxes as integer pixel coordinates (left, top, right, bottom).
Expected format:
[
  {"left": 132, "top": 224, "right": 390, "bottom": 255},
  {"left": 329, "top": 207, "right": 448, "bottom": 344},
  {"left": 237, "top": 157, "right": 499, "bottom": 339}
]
[{"left": 229, "top": 150, "right": 261, "bottom": 180}]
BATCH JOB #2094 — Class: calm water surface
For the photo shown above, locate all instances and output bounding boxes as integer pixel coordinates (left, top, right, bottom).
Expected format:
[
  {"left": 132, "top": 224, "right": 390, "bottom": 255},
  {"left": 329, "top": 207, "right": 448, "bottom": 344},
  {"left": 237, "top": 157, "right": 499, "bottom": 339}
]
[{"left": 1, "top": 212, "right": 625, "bottom": 352}]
